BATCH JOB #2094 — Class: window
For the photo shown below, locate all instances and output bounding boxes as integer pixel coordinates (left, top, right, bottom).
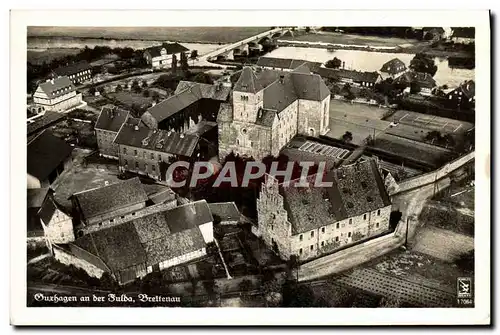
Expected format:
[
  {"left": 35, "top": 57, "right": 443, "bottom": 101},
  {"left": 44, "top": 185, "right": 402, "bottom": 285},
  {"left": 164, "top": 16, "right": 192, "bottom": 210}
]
[
  {"left": 321, "top": 227, "right": 325, "bottom": 233},
  {"left": 158, "top": 154, "right": 161, "bottom": 160},
  {"left": 135, "top": 162, "right": 139, "bottom": 168},
  {"left": 151, "top": 153, "right": 154, "bottom": 159},
  {"left": 299, "top": 234, "right": 303, "bottom": 241},
  {"left": 376, "top": 222, "right": 379, "bottom": 228},
  {"left": 336, "top": 222, "right": 339, "bottom": 229},
  {"left": 121, "top": 216, "right": 125, "bottom": 219},
  {"left": 145, "top": 163, "right": 148, "bottom": 171},
  {"left": 134, "top": 149, "right": 138, "bottom": 156},
  {"left": 123, "top": 147, "right": 127, "bottom": 154},
  {"left": 152, "top": 165, "right": 156, "bottom": 172},
  {"left": 132, "top": 212, "right": 136, "bottom": 216},
  {"left": 143, "top": 152, "right": 146, "bottom": 158},
  {"left": 299, "top": 248, "right": 303, "bottom": 255},
  {"left": 311, "top": 231, "right": 314, "bottom": 238},
  {"left": 335, "top": 236, "right": 339, "bottom": 242},
  {"left": 110, "top": 219, "right": 114, "bottom": 223},
  {"left": 99, "top": 222, "right": 102, "bottom": 226},
  {"left": 321, "top": 241, "right": 324, "bottom": 247},
  {"left": 310, "top": 245, "right": 314, "bottom": 251},
  {"left": 377, "top": 209, "right": 381, "bottom": 216},
  {"left": 348, "top": 232, "right": 352, "bottom": 238},
  {"left": 363, "top": 214, "right": 367, "bottom": 220},
  {"left": 124, "top": 159, "right": 128, "bottom": 166},
  {"left": 349, "top": 219, "right": 352, "bottom": 225}
]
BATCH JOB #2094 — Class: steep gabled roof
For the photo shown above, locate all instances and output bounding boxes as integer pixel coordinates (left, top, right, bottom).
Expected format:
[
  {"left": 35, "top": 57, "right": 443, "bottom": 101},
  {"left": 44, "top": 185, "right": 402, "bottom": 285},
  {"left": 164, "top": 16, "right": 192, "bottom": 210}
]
[
  {"left": 27, "top": 111, "right": 66, "bottom": 136},
  {"left": 27, "top": 130, "right": 73, "bottom": 181},
  {"left": 233, "top": 67, "right": 264, "bottom": 93},
  {"left": 380, "top": 58, "right": 407, "bottom": 74},
  {"left": 37, "top": 76, "right": 75, "bottom": 99},
  {"left": 145, "top": 42, "right": 189, "bottom": 58},
  {"left": 144, "top": 87, "right": 200, "bottom": 123},
  {"left": 95, "top": 105, "right": 130, "bottom": 132},
  {"left": 317, "top": 67, "right": 381, "bottom": 84},
  {"left": 395, "top": 71, "right": 437, "bottom": 88},
  {"left": 38, "top": 196, "right": 71, "bottom": 225},
  {"left": 72, "top": 177, "right": 148, "bottom": 221}
]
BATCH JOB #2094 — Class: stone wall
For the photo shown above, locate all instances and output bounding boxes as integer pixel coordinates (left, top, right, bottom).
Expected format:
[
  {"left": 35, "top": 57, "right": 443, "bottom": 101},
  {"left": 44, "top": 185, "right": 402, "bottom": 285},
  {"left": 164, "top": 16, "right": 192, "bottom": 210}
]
[
  {"left": 272, "top": 100, "right": 298, "bottom": 152},
  {"left": 53, "top": 245, "right": 105, "bottom": 279},
  {"left": 96, "top": 129, "right": 119, "bottom": 159},
  {"left": 392, "top": 151, "right": 475, "bottom": 195},
  {"left": 219, "top": 119, "right": 272, "bottom": 160},
  {"left": 297, "top": 99, "right": 322, "bottom": 137},
  {"left": 118, "top": 143, "right": 174, "bottom": 180},
  {"left": 42, "top": 209, "right": 75, "bottom": 244}
]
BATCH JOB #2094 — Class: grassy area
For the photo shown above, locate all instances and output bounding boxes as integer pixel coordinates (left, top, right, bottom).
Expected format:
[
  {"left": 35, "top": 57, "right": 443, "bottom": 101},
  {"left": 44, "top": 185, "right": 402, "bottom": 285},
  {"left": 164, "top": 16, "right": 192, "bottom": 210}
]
[
  {"left": 287, "top": 32, "right": 424, "bottom": 48},
  {"left": 419, "top": 200, "right": 474, "bottom": 237},
  {"left": 27, "top": 48, "right": 81, "bottom": 64},
  {"left": 329, "top": 99, "right": 392, "bottom": 120},
  {"left": 28, "top": 27, "right": 270, "bottom": 43},
  {"left": 51, "top": 119, "right": 97, "bottom": 150},
  {"left": 106, "top": 91, "right": 154, "bottom": 110}
]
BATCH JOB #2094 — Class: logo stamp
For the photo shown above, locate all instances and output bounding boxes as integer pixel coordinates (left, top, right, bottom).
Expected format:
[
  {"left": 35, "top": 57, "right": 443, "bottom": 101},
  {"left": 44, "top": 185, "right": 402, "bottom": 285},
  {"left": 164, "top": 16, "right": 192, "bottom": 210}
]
[{"left": 457, "top": 277, "right": 472, "bottom": 298}]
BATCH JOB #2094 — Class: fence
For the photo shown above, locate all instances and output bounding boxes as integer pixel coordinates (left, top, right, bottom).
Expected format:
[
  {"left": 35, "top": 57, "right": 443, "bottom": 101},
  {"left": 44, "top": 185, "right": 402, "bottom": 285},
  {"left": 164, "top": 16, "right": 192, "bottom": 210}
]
[{"left": 390, "top": 151, "right": 474, "bottom": 195}]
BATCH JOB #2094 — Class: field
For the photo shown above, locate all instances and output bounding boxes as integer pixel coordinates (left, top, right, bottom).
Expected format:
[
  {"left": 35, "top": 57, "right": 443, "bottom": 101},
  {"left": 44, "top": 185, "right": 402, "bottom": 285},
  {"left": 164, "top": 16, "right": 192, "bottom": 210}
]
[
  {"left": 329, "top": 100, "right": 391, "bottom": 120},
  {"left": 28, "top": 27, "right": 270, "bottom": 43},
  {"left": 286, "top": 32, "right": 425, "bottom": 48},
  {"left": 373, "top": 134, "right": 454, "bottom": 167},
  {"left": 412, "top": 226, "right": 474, "bottom": 262},
  {"left": 388, "top": 110, "right": 474, "bottom": 135},
  {"left": 419, "top": 200, "right": 474, "bottom": 237},
  {"left": 27, "top": 48, "right": 81, "bottom": 64},
  {"left": 107, "top": 91, "right": 154, "bottom": 109}
]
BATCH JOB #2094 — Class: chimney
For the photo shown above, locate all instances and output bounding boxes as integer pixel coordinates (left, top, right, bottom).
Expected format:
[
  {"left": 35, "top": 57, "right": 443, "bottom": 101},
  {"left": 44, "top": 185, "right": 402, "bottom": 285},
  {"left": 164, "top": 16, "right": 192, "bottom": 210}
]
[
  {"left": 180, "top": 133, "right": 185, "bottom": 139},
  {"left": 134, "top": 125, "right": 139, "bottom": 131}
]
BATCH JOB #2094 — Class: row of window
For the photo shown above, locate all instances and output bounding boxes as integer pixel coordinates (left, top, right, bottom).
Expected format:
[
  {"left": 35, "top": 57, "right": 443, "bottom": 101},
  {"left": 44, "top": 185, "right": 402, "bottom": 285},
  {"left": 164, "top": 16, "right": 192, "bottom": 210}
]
[
  {"left": 97, "top": 212, "right": 137, "bottom": 227},
  {"left": 124, "top": 160, "right": 157, "bottom": 172},
  {"left": 123, "top": 147, "right": 166, "bottom": 160},
  {"left": 69, "top": 70, "right": 91, "bottom": 79}
]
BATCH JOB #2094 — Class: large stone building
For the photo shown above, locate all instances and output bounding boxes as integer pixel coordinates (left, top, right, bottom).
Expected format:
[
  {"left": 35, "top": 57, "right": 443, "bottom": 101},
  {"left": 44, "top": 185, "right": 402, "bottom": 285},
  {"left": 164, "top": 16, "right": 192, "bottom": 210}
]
[
  {"left": 95, "top": 105, "right": 131, "bottom": 159},
  {"left": 51, "top": 61, "right": 92, "bottom": 85},
  {"left": 256, "top": 159, "right": 392, "bottom": 261},
  {"left": 113, "top": 120, "right": 201, "bottom": 181},
  {"left": 217, "top": 65, "right": 331, "bottom": 160},
  {"left": 33, "top": 76, "right": 82, "bottom": 112}
]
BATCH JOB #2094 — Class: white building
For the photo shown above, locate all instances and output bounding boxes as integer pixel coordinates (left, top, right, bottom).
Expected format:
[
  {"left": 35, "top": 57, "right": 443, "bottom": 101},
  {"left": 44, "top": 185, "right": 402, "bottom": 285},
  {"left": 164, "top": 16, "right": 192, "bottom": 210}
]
[
  {"left": 143, "top": 43, "right": 190, "bottom": 69},
  {"left": 33, "top": 76, "right": 82, "bottom": 112}
]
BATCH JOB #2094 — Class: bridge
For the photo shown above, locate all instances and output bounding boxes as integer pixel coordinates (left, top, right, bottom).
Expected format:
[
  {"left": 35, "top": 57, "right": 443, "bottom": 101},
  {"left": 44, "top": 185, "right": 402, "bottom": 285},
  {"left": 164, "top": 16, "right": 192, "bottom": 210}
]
[{"left": 196, "top": 27, "right": 291, "bottom": 66}]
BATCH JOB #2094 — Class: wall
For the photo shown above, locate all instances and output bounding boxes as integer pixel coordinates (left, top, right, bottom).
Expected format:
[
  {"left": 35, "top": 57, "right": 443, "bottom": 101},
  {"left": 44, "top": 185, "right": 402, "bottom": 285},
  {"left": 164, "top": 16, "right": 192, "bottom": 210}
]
[
  {"left": 271, "top": 100, "right": 298, "bottom": 151},
  {"left": 392, "top": 151, "right": 475, "bottom": 195},
  {"left": 53, "top": 245, "right": 105, "bottom": 279},
  {"left": 96, "top": 129, "right": 119, "bottom": 159},
  {"left": 219, "top": 119, "right": 272, "bottom": 160},
  {"left": 256, "top": 177, "right": 292, "bottom": 259},
  {"left": 118, "top": 144, "right": 174, "bottom": 180},
  {"left": 83, "top": 201, "right": 146, "bottom": 228},
  {"left": 41, "top": 209, "right": 75, "bottom": 244},
  {"left": 153, "top": 248, "right": 206, "bottom": 271},
  {"left": 198, "top": 222, "right": 214, "bottom": 243},
  {"left": 27, "top": 174, "right": 43, "bottom": 189},
  {"left": 297, "top": 99, "right": 322, "bottom": 137}
]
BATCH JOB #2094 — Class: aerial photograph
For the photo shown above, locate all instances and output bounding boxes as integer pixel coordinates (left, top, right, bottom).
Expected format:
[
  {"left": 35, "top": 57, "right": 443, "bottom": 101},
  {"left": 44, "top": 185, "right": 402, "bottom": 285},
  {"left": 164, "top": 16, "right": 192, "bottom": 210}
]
[{"left": 26, "top": 25, "right": 475, "bottom": 308}]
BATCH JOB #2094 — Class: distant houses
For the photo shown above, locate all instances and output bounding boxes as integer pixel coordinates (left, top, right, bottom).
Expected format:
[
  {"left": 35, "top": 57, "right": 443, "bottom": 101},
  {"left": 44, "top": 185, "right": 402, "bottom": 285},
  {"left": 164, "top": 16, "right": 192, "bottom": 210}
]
[
  {"left": 394, "top": 71, "right": 437, "bottom": 96},
  {"left": 445, "top": 80, "right": 475, "bottom": 110},
  {"left": 256, "top": 57, "right": 322, "bottom": 72},
  {"left": 52, "top": 60, "right": 92, "bottom": 85},
  {"left": 316, "top": 67, "right": 381, "bottom": 88},
  {"left": 450, "top": 27, "right": 475, "bottom": 44},
  {"left": 95, "top": 105, "right": 131, "bottom": 159},
  {"left": 143, "top": 42, "right": 190, "bottom": 69},
  {"left": 32, "top": 76, "right": 83, "bottom": 113},
  {"left": 379, "top": 58, "right": 407, "bottom": 78}
]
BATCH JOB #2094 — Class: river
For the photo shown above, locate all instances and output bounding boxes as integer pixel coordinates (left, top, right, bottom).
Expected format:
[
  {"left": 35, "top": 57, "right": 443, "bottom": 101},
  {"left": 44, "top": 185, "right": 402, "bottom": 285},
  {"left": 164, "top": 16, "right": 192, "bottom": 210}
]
[
  {"left": 28, "top": 37, "right": 474, "bottom": 88},
  {"left": 266, "top": 47, "right": 474, "bottom": 88}
]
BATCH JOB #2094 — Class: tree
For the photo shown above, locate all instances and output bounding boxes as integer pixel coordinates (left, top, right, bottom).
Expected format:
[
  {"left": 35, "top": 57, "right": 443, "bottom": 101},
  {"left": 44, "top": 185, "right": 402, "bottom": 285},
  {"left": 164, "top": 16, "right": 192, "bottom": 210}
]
[
  {"left": 132, "top": 80, "right": 141, "bottom": 93},
  {"left": 287, "top": 255, "right": 299, "bottom": 282},
  {"left": 342, "top": 131, "right": 353, "bottom": 143},
  {"left": 190, "top": 50, "right": 199, "bottom": 65},
  {"left": 409, "top": 53, "right": 438, "bottom": 77},
  {"left": 305, "top": 27, "right": 311, "bottom": 33},
  {"left": 191, "top": 72, "right": 213, "bottom": 85},
  {"left": 143, "top": 90, "right": 150, "bottom": 97},
  {"left": 180, "top": 52, "right": 189, "bottom": 73},
  {"left": 151, "top": 91, "right": 161, "bottom": 103},
  {"left": 325, "top": 57, "right": 342, "bottom": 69},
  {"left": 141, "top": 80, "right": 148, "bottom": 88},
  {"left": 410, "top": 82, "right": 421, "bottom": 94},
  {"left": 115, "top": 84, "right": 123, "bottom": 92},
  {"left": 88, "top": 87, "right": 96, "bottom": 95},
  {"left": 171, "top": 54, "right": 178, "bottom": 74}
]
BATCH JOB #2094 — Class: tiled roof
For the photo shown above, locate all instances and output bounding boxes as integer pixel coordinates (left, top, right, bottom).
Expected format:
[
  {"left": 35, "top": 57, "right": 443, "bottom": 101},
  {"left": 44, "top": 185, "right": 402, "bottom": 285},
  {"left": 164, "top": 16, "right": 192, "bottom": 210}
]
[
  {"left": 395, "top": 71, "right": 437, "bottom": 88},
  {"left": 233, "top": 67, "right": 264, "bottom": 93},
  {"left": 38, "top": 76, "right": 75, "bottom": 99},
  {"left": 289, "top": 72, "right": 330, "bottom": 101},
  {"left": 316, "top": 67, "right": 381, "bottom": 83},
  {"left": 163, "top": 200, "right": 213, "bottom": 233},
  {"left": 38, "top": 196, "right": 64, "bottom": 225},
  {"left": 145, "top": 43, "right": 189, "bottom": 58},
  {"left": 27, "top": 111, "right": 66, "bottom": 136},
  {"left": 175, "top": 81, "right": 231, "bottom": 101},
  {"left": 27, "top": 188, "right": 50, "bottom": 209},
  {"left": 72, "top": 177, "right": 148, "bottom": 221},
  {"left": 53, "top": 61, "right": 91, "bottom": 77},
  {"left": 27, "top": 130, "right": 73, "bottom": 181},
  {"left": 145, "top": 87, "right": 200, "bottom": 123},
  {"left": 380, "top": 58, "right": 406, "bottom": 74},
  {"left": 75, "top": 221, "right": 147, "bottom": 272},
  {"left": 95, "top": 105, "right": 130, "bottom": 132},
  {"left": 451, "top": 27, "right": 475, "bottom": 39},
  {"left": 263, "top": 74, "right": 299, "bottom": 112},
  {"left": 142, "top": 184, "right": 177, "bottom": 204},
  {"left": 280, "top": 159, "right": 391, "bottom": 235},
  {"left": 256, "top": 57, "right": 322, "bottom": 72},
  {"left": 113, "top": 122, "right": 199, "bottom": 157},
  {"left": 184, "top": 120, "right": 218, "bottom": 136},
  {"left": 208, "top": 202, "right": 240, "bottom": 222}
]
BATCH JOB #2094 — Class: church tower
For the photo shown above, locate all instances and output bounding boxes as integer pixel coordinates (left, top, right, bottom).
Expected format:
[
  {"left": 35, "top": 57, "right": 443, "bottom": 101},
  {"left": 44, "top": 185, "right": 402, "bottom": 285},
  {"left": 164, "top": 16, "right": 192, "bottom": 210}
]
[{"left": 232, "top": 67, "right": 264, "bottom": 123}]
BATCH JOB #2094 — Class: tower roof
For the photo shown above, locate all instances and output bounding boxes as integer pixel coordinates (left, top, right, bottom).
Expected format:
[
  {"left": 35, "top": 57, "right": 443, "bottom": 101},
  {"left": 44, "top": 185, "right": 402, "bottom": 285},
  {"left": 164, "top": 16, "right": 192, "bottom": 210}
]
[{"left": 233, "top": 67, "right": 264, "bottom": 93}]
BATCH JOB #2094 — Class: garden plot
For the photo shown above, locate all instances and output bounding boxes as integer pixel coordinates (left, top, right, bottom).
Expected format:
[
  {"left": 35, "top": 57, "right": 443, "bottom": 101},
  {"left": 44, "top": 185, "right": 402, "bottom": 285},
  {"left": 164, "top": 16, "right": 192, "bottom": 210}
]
[{"left": 389, "top": 110, "right": 474, "bottom": 134}]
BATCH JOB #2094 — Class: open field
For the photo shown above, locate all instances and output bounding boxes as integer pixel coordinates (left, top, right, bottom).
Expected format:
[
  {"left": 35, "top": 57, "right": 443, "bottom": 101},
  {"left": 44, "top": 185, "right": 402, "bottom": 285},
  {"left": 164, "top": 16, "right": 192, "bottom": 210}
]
[
  {"left": 412, "top": 226, "right": 474, "bottom": 262},
  {"left": 373, "top": 133, "right": 454, "bottom": 166},
  {"left": 419, "top": 199, "right": 474, "bottom": 237},
  {"left": 27, "top": 48, "right": 81, "bottom": 64},
  {"left": 28, "top": 27, "right": 270, "bottom": 43},
  {"left": 107, "top": 91, "right": 154, "bottom": 109},
  {"left": 329, "top": 100, "right": 392, "bottom": 120},
  {"left": 286, "top": 32, "right": 424, "bottom": 48},
  {"left": 388, "top": 110, "right": 474, "bottom": 135},
  {"left": 326, "top": 118, "right": 380, "bottom": 146}
]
